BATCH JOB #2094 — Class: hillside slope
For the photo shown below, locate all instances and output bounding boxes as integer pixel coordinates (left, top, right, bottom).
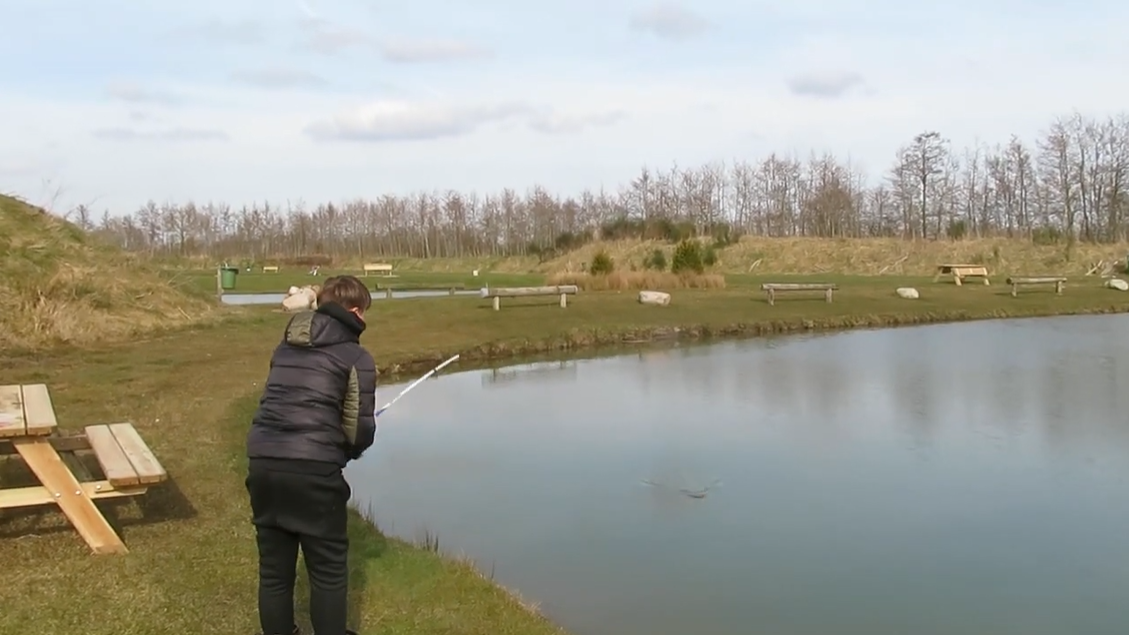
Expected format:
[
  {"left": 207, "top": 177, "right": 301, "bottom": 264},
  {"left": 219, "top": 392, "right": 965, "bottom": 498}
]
[
  {"left": 1, "top": 194, "right": 219, "bottom": 350},
  {"left": 534, "top": 236, "right": 1129, "bottom": 276}
]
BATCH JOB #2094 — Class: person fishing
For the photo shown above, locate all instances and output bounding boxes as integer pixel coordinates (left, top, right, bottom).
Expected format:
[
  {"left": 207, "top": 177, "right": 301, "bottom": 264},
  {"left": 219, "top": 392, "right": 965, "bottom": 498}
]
[{"left": 244, "top": 274, "right": 378, "bottom": 635}]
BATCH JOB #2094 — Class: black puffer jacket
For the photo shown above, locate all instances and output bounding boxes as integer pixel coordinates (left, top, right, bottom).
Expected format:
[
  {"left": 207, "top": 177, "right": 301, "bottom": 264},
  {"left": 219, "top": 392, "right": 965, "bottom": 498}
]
[{"left": 247, "top": 302, "right": 378, "bottom": 467}]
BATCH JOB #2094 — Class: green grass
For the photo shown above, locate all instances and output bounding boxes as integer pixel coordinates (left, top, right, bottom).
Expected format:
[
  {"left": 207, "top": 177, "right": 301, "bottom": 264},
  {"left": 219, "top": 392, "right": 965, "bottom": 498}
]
[{"left": 1, "top": 273, "right": 1127, "bottom": 635}]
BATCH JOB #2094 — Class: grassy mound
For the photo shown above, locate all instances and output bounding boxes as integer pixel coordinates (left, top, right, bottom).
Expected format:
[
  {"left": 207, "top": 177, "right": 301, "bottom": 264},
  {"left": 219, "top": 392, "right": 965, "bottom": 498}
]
[
  {"left": 537, "top": 236, "right": 1129, "bottom": 276},
  {"left": 0, "top": 194, "right": 219, "bottom": 350}
]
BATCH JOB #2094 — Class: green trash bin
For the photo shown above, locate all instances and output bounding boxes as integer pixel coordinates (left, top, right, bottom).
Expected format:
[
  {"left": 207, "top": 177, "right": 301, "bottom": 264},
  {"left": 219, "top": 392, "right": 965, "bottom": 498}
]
[{"left": 219, "top": 267, "right": 239, "bottom": 290}]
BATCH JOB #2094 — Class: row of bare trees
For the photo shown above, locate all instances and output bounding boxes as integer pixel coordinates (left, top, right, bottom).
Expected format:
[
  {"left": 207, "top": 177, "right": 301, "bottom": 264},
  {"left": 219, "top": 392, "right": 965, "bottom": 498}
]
[{"left": 77, "top": 111, "right": 1129, "bottom": 262}]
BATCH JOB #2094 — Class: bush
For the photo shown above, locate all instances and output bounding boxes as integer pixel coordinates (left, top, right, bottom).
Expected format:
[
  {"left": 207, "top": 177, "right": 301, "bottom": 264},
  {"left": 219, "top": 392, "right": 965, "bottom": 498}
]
[
  {"left": 709, "top": 222, "right": 740, "bottom": 248},
  {"left": 589, "top": 250, "right": 614, "bottom": 275},
  {"left": 946, "top": 219, "right": 968, "bottom": 241},
  {"left": 671, "top": 240, "right": 704, "bottom": 274},
  {"left": 1031, "top": 227, "right": 1063, "bottom": 245},
  {"left": 703, "top": 246, "right": 718, "bottom": 267},
  {"left": 644, "top": 248, "right": 667, "bottom": 271}
]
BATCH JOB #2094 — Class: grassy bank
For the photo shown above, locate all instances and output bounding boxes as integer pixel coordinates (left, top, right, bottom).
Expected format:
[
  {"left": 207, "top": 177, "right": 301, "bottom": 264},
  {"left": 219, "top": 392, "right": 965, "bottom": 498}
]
[
  {"left": 0, "top": 194, "right": 218, "bottom": 351},
  {"left": 0, "top": 312, "right": 563, "bottom": 635},
  {"left": 2, "top": 273, "right": 1128, "bottom": 635}
]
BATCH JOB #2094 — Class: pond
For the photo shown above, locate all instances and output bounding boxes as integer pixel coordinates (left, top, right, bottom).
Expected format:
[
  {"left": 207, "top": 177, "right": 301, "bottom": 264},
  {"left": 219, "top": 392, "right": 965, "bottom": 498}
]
[
  {"left": 346, "top": 314, "right": 1129, "bottom": 635},
  {"left": 220, "top": 289, "right": 480, "bottom": 304}
]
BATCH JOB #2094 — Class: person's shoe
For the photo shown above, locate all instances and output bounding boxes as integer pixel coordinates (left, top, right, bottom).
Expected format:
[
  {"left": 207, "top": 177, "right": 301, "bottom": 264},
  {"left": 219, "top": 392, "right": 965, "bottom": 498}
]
[{"left": 255, "top": 625, "right": 300, "bottom": 635}]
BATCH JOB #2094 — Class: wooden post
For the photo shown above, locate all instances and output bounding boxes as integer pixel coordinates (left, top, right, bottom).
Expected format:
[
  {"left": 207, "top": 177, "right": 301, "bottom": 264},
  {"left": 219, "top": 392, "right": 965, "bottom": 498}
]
[
  {"left": 560, "top": 293, "right": 568, "bottom": 308},
  {"left": 385, "top": 288, "right": 393, "bottom": 299},
  {"left": 493, "top": 296, "right": 500, "bottom": 311},
  {"left": 1055, "top": 280, "right": 1064, "bottom": 294},
  {"left": 767, "top": 288, "right": 775, "bottom": 306},
  {"left": 824, "top": 288, "right": 833, "bottom": 303}
]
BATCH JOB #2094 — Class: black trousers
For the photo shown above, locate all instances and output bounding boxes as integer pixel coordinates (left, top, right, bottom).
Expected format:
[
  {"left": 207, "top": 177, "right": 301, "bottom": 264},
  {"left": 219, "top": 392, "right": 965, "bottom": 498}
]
[{"left": 246, "top": 459, "right": 352, "bottom": 635}]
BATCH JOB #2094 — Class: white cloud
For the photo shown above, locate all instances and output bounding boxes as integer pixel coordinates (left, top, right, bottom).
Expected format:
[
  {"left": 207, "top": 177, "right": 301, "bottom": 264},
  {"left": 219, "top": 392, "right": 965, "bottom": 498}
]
[
  {"left": 528, "top": 111, "right": 628, "bottom": 134},
  {"left": 377, "top": 38, "right": 490, "bottom": 63},
  {"left": 304, "top": 100, "right": 533, "bottom": 142},
  {"left": 629, "top": 3, "right": 711, "bottom": 40},
  {"left": 1, "top": 0, "right": 1127, "bottom": 213},
  {"left": 786, "top": 70, "right": 865, "bottom": 98},
  {"left": 230, "top": 68, "right": 329, "bottom": 90},
  {"left": 104, "top": 82, "right": 187, "bottom": 107},
  {"left": 169, "top": 18, "right": 263, "bottom": 45},
  {"left": 92, "top": 127, "right": 230, "bottom": 142}
]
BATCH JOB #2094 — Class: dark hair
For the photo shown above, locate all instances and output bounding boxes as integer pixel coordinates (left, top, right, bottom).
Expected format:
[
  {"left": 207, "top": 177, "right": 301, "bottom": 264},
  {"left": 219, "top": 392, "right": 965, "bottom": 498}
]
[{"left": 317, "top": 275, "right": 372, "bottom": 312}]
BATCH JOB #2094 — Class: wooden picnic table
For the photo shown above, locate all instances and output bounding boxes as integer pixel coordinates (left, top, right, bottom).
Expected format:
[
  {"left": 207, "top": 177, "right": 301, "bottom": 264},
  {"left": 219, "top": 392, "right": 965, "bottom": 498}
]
[
  {"left": 932, "top": 263, "right": 991, "bottom": 286},
  {"left": 0, "top": 384, "right": 167, "bottom": 555}
]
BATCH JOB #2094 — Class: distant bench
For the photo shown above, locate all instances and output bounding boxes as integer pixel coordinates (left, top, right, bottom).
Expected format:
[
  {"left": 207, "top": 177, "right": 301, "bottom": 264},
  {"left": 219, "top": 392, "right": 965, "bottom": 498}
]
[
  {"left": 363, "top": 263, "right": 394, "bottom": 277},
  {"left": 934, "top": 264, "right": 990, "bottom": 286},
  {"left": 262, "top": 266, "right": 279, "bottom": 273},
  {"left": 480, "top": 285, "right": 578, "bottom": 311},
  {"left": 761, "top": 282, "right": 837, "bottom": 306},
  {"left": 1007, "top": 276, "right": 1066, "bottom": 297}
]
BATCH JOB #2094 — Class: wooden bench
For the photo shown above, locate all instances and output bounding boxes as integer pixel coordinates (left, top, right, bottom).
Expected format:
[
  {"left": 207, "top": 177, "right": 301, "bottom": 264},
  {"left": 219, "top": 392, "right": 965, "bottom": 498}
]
[
  {"left": 1007, "top": 276, "right": 1066, "bottom": 297},
  {"left": 761, "top": 283, "right": 837, "bottom": 306},
  {"left": 933, "top": 264, "right": 990, "bottom": 286},
  {"left": 362, "top": 263, "right": 394, "bottom": 277},
  {"left": 262, "top": 265, "right": 279, "bottom": 273},
  {"left": 480, "top": 285, "right": 579, "bottom": 310},
  {"left": 0, "top": 384, "right": 166, "bottom": 555}
]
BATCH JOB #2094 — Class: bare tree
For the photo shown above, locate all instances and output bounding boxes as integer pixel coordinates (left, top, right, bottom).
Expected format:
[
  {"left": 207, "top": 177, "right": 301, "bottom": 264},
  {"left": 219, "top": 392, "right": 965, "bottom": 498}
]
[{"left": 75, "top": 111, "right": 1128, "bottom": 261}]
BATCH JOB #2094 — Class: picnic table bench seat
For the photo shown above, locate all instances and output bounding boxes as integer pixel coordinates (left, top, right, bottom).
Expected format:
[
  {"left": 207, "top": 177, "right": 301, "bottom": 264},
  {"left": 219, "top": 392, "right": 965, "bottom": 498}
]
[{"left": 0, "top": 384, "right": 167, "bottom": 555}]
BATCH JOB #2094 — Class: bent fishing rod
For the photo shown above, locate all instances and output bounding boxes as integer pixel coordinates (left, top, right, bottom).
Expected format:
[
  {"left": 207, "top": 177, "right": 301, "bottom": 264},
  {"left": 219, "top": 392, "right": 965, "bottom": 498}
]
[{"left": 375, "top": 354, "right": 460, "bottom": 418}]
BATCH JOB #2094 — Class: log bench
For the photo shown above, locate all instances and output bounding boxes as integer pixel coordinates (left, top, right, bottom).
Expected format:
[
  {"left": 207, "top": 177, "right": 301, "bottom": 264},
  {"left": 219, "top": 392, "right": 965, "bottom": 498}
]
[
  {"left": 761, "top": 283, "right": 837, "bottom": 306},
  {"left": 262, "top": 265, "right": 279, "bottom": 273},
  {"left": 480, "top": 285, "right": 579, "bottom": 310},
  {"left": 0, "top": 384, "right": 167, "bottom": 555},
  {"left": 1006, "top": 276, "right": 1066, "bottom": 297},
  {"left": 933, "top": 264, "right": 990, "bottom": 286}
]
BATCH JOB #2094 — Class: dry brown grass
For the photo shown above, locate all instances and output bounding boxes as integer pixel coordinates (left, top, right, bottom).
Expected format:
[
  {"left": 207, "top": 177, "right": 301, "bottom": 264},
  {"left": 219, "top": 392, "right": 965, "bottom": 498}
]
[
  {"left": 0, "top": 194, "right": 222, "bottom": 351},
  {"left": 547, "top": 270, "right": 726, "bottom": 291},
  {"left": 537, "top": 236, "right": 1129, "bottom": 276}
]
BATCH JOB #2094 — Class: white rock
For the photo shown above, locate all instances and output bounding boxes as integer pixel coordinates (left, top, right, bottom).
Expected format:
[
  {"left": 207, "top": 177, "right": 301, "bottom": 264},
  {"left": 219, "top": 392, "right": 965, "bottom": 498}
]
[
  {"left": 1106, "top": 278, "right": 1128, "bottom": 291},
  {"left": 638, "top": 290, "right": 671, "bottom": 306},
  {"left": 896, "top": 287, "right": 920, "bottom": 299}
]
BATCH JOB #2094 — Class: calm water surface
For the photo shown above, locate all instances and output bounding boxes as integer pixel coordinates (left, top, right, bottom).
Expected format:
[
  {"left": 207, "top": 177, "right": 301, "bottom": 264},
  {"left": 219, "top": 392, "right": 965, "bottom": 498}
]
[
  {"left": 348, "top": 314, "right": 1129, "bottom": 635},
  {"left": 221, "top": 289, "right": 478, "bottom": 304}
]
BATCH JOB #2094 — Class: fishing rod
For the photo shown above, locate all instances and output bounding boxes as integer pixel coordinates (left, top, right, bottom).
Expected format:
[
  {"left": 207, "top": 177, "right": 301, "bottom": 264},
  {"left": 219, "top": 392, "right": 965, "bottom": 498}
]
[{"left": 375, "top": 354, "right": 460, "bottom": 418}]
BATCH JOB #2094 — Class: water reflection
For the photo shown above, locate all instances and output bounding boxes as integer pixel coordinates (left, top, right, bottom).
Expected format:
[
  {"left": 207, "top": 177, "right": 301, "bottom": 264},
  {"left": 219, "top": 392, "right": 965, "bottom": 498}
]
[
  {"left": 481, "top": 361, "right": 578, "bottom": 388},
  {"left": 349, "top": 313, "right": 1129, "bottom": 635}
]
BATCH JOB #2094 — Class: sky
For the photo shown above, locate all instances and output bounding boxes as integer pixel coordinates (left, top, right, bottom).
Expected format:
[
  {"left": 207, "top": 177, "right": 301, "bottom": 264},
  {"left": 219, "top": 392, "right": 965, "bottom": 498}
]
[{"left": 1, "top": 0, "right": 1127, "bottom": 215}]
